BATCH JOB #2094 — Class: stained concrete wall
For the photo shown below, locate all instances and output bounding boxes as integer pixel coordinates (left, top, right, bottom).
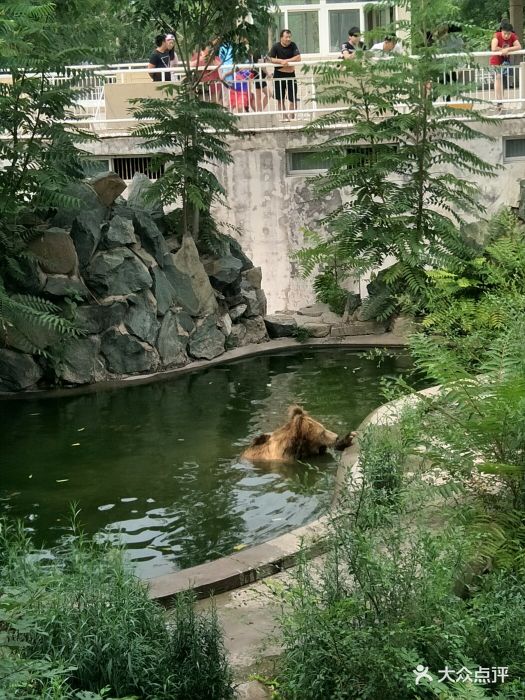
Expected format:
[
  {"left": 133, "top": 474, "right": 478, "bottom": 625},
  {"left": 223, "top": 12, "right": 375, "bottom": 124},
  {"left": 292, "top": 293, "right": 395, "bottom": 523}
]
[{"left": 87, "top": 116, "right": 525, "bottom": 313}]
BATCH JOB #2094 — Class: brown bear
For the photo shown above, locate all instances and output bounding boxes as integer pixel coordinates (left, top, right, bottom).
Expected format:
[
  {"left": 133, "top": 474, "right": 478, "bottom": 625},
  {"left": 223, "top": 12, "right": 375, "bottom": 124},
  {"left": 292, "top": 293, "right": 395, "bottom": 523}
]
[{"left": 241, "top": 405, "right": 356, "bottom": 462}]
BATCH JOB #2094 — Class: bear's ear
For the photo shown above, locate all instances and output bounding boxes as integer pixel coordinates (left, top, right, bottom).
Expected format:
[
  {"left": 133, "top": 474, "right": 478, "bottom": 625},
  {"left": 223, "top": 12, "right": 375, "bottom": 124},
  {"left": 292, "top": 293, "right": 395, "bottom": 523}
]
[
  {"left": 251, "top": 433, "right": 270, "bottom": 446},
  {"left": 288, "top": 405, "right": 305, "bottom": 418}
]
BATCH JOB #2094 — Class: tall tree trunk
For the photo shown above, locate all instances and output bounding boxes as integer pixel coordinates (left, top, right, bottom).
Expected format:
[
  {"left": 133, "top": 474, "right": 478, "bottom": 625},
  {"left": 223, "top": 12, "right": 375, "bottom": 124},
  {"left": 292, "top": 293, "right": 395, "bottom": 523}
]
[{"left": 510, "top": 0, "right": 524, "bottom": 43}]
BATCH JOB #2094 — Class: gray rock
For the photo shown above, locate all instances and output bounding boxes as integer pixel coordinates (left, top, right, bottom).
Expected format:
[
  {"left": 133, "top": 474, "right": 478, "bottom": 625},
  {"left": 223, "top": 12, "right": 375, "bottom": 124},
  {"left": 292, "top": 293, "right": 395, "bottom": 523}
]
[
  {"left": 126, "top": 173, "right": 163, "bottom": 216},
  {"left": 241, "top": 289, "right": 265, "bottom": 318},
  {"left": 227, "top": 236, "right": 254, "bottom": 271},
  {"left": 188, "top": 316, "right": 225, "bottom": 360},
  {"left": 226, "top": 323, "right": 247, "bottom": 349},
  {"left": 165, "top": 236, "right": 218, "bottom": 317},
  {"left": 220, "top": 313, "right": 232, "bottom": 336},
  {"left": 89, "top": 171, "right": 126, "bottom": 207},
  {"left": 241, "top": 316, "right": 268, "bottom": 344},
  {"left": 100, "top": 215, "right": 137, "bottom": 249},
  {"left": 75, "top": 301, "right": 127, "bottom": 334},
  {"left": 125, "top": 291, "right": 160, "bottom": 344},
  {"left": 264, "top": 315, "right": 297, "bottom": 338},
  {"left": 204, "top": 255, "right": 243, "bottom": 286},
  {"left": 0, "top": 349, "right": 43, "bottom": 392},
  {"left": 164, "top": 235, "right": 181, "bottom": 252},
  {"left": 44, "top": 274, "right": 89, "bottom": 299},
  {"left": 157, "top": 312, "right": 189, "bottom": 367},
  {"left": 84, "top": 248, "right": 152, "bottom": 297},
  {"left": 71, "top": 211, "right": 104, "bottom": 267},
  {"left": 133, "top": 210, "right": 170, "bottom": 266},
  {"left": 101, "top": 329, "right": 158, "bottom": 374},
  {"left": 57, "top": 336, "right": 105, "bottom": 385},
  {"left": 301, "top": 322, "right": 330, "bottom": 338},
  {"left": 236, "top": 680, "right": 271, "bottom": 700},
  {"left": 297, "top": 302, "right": 330, "bottom": 317},
  {"left": 176, "top": 311, "right": 195, "bottom": 334},
  {"left": 16, "top": 256, "right": 47, "bottom": 294},
  {"left": 229, "top": 303, "right": 247, "bottom": 321},
  {"left": 320, "top": 310, "right": 343, "bottom": 325},
  {"left": 344, "top": 292, "right": 361, "bottom": 316},
  {"left": 51, "top": 181, "right": 108, "bottom": 229},
  {"left": 366, "top": 267, "right": 392, "bottom": 298},
  {"left": 28, "top": 228, "right": 78, "bottom": 275},
  {"left": 133, "top": 246, "right": 157, "bottom": 269},
  {"left": 242, "top": 266, "right": 262, "bottom": 289},
  {"left": 390, "top": 315, "right": 421, "bottom": 337},
  {"left": 330, "top": 320, "right": 387, "bottom": 337},
  {"left": 151, "top": 266, "right": 177, "bottom": 316},
  {"left": 0, "top": 317, "right": 57, "bottom": 353},
  {"left": 255, "top": 288, "right": 267, "bottom": 316}
]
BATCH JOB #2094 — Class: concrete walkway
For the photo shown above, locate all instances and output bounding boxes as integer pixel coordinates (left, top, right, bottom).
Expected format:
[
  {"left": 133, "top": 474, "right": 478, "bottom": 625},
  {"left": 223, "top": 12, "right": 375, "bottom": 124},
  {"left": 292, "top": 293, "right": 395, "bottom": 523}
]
[{"left": 196, "top": 570, "right": 292, "bottom": 698}]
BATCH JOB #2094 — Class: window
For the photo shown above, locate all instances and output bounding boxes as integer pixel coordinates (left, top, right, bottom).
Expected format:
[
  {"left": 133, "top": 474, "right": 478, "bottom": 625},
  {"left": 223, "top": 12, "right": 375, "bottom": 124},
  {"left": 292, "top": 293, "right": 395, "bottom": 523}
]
[
  {"left": 112, "top": 156, "right": 162, "bottom": 181},
  {"left": 504, "top": 137, "right": 525, "bottom": 161},
  {"left": 82, "top": 158, "right": 111, "bottom": 177},
  {"left": 287, "top": 10, "right": 320, "bottom": 54},
  {"left": 288, "top": 150, "right": 333, "bottom": 174},
  {"left": 288, "top": 144, "right": 398, "bottom": 175},
  {"left": 329, "top": 9, "right": 360, "bottom": 53}
]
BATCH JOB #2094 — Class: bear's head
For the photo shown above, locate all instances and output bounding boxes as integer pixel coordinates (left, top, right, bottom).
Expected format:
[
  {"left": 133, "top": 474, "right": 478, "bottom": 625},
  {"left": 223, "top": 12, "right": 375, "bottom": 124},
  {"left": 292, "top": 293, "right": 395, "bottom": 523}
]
[{"left": 286, "top": 405, "right": 339, "bottom": 457}]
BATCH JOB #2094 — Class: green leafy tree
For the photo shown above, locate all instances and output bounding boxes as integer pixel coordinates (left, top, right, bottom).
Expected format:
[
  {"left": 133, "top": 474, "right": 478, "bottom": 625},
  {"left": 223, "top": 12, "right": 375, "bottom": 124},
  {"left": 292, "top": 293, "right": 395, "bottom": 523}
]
[
  {"left": 52, "top": 0, "right": 157, "bottom": 63},
  {"left": 421, "top": 209, "right": 525, "bottom": 368},
  {"left": 131, "top": 0, "right": 272, "bottom": 242},
  {"left": 459, "top": 0, "right": 508, "bottom": 30},
  {"left": 296, "top": 0, "right": 497, "bottom": 321},
  {"left": 0, "top": 1, "right": 94, "bottom": 352}
]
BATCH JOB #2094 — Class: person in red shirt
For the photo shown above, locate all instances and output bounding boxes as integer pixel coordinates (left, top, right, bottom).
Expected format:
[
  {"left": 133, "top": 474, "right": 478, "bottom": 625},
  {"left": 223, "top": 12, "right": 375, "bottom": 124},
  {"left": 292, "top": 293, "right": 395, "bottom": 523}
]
[{"left": 490, "top": 20, "right": 521, "bottom": 106}]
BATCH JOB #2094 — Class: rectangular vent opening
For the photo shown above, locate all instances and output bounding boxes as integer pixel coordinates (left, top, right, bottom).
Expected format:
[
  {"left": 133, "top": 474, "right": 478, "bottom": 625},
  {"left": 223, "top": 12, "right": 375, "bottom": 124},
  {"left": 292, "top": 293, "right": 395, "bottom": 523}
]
[{"left": 112, "top": 156, "right": 163, "bottom": 181}]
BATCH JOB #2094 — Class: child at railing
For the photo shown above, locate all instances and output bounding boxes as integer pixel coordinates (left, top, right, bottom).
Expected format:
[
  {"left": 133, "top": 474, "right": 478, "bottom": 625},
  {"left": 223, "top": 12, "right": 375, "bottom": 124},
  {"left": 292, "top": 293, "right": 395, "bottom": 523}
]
[{"left": 229, "top": 68, "right": 251, "bottom": 112}]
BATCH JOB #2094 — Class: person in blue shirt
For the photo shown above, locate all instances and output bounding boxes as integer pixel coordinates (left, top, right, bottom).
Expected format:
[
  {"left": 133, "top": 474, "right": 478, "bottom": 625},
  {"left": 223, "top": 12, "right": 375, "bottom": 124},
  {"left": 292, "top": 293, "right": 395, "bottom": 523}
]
[{"left": 218, "top": 42, "right": 234, "bottom": 86}]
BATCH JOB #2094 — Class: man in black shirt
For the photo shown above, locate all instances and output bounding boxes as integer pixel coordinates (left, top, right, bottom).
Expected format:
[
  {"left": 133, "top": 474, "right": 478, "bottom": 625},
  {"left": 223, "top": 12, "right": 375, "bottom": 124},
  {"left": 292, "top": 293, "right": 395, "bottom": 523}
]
[
  {"left": 341, "top": 26, "right": 365, "bottom": 60},
  {"left": 148, "top": 34, "right": 171, "bottom": 82},
  {"left": 269, "top": 29, "right": 301, "bottom": 120}
]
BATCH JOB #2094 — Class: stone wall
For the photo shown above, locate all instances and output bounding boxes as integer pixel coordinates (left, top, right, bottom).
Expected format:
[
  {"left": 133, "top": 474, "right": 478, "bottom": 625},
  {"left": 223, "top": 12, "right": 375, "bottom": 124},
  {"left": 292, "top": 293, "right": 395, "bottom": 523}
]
[
  {"left": 0, "top": 173, "right": 269, "bottom": 393},
  {"left": 83, "top": 117, "right": 525, "bottom": 313}
]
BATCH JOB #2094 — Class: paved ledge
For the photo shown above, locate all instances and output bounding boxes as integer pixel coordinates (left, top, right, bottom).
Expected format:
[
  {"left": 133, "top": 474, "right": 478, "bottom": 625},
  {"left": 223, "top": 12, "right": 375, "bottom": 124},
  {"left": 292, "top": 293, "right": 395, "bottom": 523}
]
[
  {"left": 0, "top": 333, "right": 406, "bottom": 401},
  {"left": 148, "top": 517, "right": 328, "bottom": 604}
]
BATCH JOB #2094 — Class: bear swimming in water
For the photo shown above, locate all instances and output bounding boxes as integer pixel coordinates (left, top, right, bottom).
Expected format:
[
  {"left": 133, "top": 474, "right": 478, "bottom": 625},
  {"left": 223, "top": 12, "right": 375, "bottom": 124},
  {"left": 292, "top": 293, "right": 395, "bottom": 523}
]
[{"left": 241, "top": 405, "right": 355, "bottom": 462}]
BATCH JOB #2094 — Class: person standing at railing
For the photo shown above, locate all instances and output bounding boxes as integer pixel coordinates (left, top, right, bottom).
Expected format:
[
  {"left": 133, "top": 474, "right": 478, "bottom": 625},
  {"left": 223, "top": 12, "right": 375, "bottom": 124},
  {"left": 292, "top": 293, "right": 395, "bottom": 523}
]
[
  {"left": 341, "top": 27, "right": 365, "bottom": 60},
  {"left": 269, "top": 29, "right": 301, "bottom": 121},
  {"left": 148, "top": 34, "right": 172, "bottom": 82},
  {"left": 490, "top": 20, "right": 522, "bottom": 109}
]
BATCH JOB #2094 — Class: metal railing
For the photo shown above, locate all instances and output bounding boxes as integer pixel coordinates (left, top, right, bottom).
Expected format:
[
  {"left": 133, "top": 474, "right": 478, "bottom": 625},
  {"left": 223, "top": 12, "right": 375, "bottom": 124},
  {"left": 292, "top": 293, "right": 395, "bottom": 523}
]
[{"left": 5, "top": 51, "right": 525, "bottom": 133}]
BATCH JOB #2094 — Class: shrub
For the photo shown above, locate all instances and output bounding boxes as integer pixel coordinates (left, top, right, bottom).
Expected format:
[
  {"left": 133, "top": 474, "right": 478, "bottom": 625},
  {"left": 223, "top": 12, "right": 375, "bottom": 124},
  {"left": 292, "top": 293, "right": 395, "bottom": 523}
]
[{"left": 0, "top": 518, "right": 233, "bottom": 700}]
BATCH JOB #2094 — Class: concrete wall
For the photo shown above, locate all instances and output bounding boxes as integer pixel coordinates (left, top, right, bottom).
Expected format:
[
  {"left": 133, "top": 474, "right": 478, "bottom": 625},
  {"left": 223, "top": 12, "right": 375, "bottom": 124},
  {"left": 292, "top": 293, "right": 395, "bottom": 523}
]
[{"left": 87, "top": 116, "right": 525, "bottom": 313}]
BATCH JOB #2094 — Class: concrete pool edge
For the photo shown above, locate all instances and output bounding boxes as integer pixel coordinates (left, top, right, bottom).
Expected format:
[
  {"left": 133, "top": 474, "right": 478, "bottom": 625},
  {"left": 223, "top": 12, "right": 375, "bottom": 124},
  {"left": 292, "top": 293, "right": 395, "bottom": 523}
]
[{"left": 0, "top": 333, "right": 406, "bottom": 401}]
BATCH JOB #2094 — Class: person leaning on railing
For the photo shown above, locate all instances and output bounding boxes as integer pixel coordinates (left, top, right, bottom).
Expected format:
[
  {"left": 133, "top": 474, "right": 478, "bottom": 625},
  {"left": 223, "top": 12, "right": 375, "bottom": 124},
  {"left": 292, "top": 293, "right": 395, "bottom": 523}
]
[
  {"left": 148, "top": 34, "right": 172, "bottom": 82},
  {"left": 490, "top": 20, "right": 522, "bottom": 109},
  {"left": 269, "top": 29, "right": 301, "bottom": 121}
]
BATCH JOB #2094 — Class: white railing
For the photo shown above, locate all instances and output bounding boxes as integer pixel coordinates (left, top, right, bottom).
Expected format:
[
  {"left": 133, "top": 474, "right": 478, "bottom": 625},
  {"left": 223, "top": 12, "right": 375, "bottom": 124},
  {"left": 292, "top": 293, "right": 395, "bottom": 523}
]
[{"left": 3, "top": 51, "right": 525, "bottom": 132}]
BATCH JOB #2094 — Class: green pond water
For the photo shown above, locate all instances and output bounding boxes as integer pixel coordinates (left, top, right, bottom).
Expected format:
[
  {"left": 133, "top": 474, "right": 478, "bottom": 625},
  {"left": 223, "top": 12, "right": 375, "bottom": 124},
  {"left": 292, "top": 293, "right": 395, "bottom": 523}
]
[{"left": 0, "top": 348, "right": 414, "bottom": 579}]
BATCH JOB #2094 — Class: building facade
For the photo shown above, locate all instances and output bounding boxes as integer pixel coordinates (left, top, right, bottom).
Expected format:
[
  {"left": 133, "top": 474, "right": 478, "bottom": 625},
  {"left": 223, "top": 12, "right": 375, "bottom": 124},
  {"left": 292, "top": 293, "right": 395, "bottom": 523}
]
[{"left": 273, "top": 0, "right": 409, "bottom": 56}]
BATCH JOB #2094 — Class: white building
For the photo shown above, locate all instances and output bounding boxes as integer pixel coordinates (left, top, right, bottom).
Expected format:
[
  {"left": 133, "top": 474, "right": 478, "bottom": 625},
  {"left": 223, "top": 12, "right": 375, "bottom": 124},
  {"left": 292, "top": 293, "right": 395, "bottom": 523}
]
[{"left": 273, "top": 0, "right": 409, "bottom": 56}]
